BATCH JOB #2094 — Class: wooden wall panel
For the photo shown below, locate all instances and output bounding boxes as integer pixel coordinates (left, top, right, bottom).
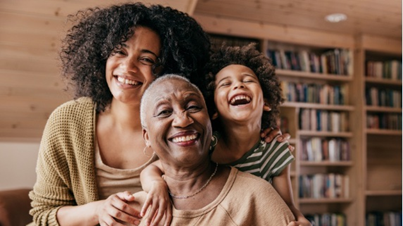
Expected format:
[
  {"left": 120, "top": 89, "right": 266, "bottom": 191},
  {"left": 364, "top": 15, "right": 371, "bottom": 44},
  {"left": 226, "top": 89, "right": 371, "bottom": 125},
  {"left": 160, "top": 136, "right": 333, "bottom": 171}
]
[{"left": 0, "top": 0, "right": 194, "bottom": 141}]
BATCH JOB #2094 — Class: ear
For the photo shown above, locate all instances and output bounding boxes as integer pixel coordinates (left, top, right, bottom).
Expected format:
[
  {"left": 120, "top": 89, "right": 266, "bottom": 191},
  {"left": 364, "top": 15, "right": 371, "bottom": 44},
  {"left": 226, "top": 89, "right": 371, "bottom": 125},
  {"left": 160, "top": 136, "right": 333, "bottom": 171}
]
[
  {"left": 142, "top": 129, "right": 151, "bottom": 147},
  {"left": 263, "top": 99, "right": 271, "bottom": 112}
]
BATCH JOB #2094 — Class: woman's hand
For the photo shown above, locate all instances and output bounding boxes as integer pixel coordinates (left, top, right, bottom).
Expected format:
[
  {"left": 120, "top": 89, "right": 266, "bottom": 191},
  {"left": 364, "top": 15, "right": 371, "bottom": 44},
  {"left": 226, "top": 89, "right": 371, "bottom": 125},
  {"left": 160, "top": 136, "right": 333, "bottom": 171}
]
[
  {"left": 260, "top": 127, "right": 295, "bottom": 152},
  {"left": 141, "top": 180, "right": 172, "bottom": 226},
  {"left": 96, "top": 191, "right": 142, "bottom": 226}
]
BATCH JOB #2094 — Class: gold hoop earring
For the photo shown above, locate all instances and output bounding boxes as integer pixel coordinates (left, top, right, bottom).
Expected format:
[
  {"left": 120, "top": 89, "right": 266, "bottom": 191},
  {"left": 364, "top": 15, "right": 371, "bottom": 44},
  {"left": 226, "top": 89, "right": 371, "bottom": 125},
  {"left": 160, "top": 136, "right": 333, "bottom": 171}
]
[{"left": 143, "top": 146, "right": 151, "bottom": 156}]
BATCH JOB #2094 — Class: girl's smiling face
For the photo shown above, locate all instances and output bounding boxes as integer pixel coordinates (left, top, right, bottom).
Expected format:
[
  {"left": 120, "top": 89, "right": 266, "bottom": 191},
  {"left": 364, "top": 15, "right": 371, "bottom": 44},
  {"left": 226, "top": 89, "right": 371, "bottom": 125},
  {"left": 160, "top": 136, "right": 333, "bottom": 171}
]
[{"left": 214, "top": 64, "right": 265, "bottom": 127}]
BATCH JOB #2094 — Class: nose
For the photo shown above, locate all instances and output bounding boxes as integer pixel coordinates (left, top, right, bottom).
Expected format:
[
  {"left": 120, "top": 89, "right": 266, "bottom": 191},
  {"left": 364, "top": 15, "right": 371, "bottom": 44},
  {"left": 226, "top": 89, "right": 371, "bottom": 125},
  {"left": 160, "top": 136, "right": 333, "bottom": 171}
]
[
  {"left": 120, "top": 57, "right": 138, "bottom": 73},
  {"left": 172, "top": 111, "right": 194, "bottom": 128},
  {"left": 233, "top": 81, "right": 245, "bottom": 90}
]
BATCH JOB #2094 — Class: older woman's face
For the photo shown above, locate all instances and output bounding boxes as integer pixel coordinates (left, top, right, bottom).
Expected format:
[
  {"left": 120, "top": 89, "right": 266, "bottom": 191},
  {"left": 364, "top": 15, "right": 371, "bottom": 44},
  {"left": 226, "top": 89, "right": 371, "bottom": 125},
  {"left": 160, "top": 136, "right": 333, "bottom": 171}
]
[{"left": 143, "top": 78, "right": 212, "bottom": 165}]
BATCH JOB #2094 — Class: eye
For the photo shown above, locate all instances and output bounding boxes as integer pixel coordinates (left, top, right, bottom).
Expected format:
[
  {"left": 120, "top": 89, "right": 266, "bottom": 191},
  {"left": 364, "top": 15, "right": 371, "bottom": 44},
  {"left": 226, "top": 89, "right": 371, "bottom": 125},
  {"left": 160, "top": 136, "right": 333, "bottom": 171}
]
[
  {"left": 111, "top": 47, "right": 127, "bottom": 56},
  {"left": 155, "top": 108, "right": 172, "bottom": 117},
  {"left": 186, "top": 104, "right": 202, "bottom": 113},
  {"left": 218, "top": 81, "right": 231, "bottom": 88},
  {"left": 140, "top": 56, "right": 156, "bottom": 66}
]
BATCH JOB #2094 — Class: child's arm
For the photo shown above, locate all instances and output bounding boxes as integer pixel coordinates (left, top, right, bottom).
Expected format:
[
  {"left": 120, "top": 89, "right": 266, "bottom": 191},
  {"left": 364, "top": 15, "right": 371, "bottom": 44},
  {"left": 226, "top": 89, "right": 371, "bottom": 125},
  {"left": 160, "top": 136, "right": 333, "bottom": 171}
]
[
  {"left": 272, "top": 165, "right": 312, "bottom": 226},
  {"left": 140, "top": 160, "right": 172, "bottom": 226}
]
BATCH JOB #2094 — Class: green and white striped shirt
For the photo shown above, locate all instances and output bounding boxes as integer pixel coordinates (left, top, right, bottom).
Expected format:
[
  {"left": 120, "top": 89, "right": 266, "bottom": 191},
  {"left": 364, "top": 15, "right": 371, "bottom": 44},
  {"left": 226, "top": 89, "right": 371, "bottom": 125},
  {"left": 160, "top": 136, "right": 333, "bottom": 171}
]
[{"left": 210, "top": 132, "right": 294, "bottom": 183}]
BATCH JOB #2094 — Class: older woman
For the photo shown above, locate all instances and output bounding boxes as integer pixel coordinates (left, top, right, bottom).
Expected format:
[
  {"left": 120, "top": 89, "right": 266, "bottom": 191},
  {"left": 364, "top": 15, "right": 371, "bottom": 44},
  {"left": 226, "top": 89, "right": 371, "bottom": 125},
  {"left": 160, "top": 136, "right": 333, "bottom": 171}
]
[{"left": 136, "top": 74, "right": 295, "bottom": 225}]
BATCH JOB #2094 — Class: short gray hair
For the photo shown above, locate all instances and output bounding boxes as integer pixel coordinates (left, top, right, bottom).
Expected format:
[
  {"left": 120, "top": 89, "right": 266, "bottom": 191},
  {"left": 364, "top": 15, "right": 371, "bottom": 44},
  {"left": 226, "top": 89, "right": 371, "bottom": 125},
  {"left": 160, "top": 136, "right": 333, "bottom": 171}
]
[{"left": 140, "top": 74, "right": 203, "bottom": 128}]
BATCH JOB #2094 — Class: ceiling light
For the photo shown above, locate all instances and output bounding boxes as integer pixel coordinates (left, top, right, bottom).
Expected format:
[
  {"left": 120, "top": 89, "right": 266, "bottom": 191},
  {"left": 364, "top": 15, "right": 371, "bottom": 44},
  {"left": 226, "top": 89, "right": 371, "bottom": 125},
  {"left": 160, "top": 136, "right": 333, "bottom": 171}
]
[{"left": 325, "top": 13, "right": 347, "bottom": 23}]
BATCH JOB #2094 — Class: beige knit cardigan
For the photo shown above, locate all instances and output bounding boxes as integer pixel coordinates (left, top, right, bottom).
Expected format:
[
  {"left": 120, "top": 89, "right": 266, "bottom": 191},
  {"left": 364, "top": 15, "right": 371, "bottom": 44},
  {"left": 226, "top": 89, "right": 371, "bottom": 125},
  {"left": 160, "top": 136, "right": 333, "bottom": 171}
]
[{"left": 29, "top": 97, "right": 100, "bottom": 226}]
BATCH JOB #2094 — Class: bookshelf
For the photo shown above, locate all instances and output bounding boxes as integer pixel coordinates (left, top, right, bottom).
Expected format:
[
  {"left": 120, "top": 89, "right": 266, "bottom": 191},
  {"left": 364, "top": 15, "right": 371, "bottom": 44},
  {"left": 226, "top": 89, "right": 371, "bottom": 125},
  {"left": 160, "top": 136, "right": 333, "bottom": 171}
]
[
  {"left": 353, "top": 35, "right": 402, "bottom": 226},
  {"left": 207, "top": 31, "right": 359, "bottom": 226},
  {"left": 202, "top": 17, "right": 401, "bottom": 224}
]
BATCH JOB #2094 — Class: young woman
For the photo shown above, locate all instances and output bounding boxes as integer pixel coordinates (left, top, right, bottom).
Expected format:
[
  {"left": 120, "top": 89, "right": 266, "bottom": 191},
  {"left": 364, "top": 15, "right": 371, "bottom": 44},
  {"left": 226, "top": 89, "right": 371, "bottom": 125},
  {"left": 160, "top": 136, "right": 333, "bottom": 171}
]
[{"left": 29, "top": 3, "right": 210, "bottom": 226}]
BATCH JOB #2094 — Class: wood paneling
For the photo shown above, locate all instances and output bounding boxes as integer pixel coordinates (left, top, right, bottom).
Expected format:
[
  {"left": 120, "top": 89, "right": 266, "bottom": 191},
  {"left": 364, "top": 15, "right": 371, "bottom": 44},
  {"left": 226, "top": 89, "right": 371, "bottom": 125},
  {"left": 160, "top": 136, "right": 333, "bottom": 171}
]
[
  {"left": 0, "top": 0, "right": 401, "bottom": 141},
  {"left": 195, "top": 0, "right": 402, "bottom": 39}
]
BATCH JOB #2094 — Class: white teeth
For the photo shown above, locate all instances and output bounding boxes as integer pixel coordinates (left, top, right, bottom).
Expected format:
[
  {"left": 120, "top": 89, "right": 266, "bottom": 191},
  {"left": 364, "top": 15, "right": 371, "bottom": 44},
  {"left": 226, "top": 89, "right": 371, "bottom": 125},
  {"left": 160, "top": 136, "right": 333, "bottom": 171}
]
[
  {"left": 117, "top": 77, "right": 139, "bottom": 85},
  {"left": 172, "top": 134, "right": 197, "bottom": 143},
  {"left": 230, "top": 95, "right": 251, "bottom": 104}
]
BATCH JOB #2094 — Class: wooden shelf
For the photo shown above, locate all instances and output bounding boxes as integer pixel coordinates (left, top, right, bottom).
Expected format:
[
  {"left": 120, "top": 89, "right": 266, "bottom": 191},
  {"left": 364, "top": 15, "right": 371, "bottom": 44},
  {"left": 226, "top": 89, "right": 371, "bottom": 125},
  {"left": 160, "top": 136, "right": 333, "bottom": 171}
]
[
  {"left": 365, "top": 190, "right": 402, "bottom": 196},
  {"left": 299, "top": 130, "right": 353, "bottom": 137},
  {"left": 365, "top": 106, "right": 402, "bottom": 113},
  {"left": 365, "top": 77, "right": 402, "bottom": 86},
  {"left": 300, "top": 161, "right": 353, "bottom": 166},
  {"left": 276, "top": 69, "right": 352, "bottom": 82},
  {"left": 299, "top": 198, "right": 353, "bottom": 204},
  {"left": 282, "top": 102, "right": 355, "bottom": 111},
  {"left": 365, "top": 129, "right": 402, "bottom": 135}
]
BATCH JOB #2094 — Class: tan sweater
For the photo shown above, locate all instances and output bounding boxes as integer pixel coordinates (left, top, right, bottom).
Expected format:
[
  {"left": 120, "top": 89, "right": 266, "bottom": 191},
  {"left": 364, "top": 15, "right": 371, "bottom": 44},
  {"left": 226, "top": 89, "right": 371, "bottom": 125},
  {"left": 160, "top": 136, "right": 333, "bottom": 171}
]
[
  {"left": 137, "top": 167, "right": 295, "bottom": 226},
  {"left": 28, "top": 97, "right": 156, "bottom": 226}
]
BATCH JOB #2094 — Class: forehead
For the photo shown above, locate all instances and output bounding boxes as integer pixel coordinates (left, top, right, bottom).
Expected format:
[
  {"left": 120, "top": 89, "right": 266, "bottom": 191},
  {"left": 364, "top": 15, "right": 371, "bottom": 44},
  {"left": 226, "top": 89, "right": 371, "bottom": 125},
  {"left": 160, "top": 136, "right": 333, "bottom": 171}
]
[
  {"left": 216, "top": 64, "right": 256, "bottom": 80},
  {"left": 148, "top": 79, "right": 201, "bottom": 103}
]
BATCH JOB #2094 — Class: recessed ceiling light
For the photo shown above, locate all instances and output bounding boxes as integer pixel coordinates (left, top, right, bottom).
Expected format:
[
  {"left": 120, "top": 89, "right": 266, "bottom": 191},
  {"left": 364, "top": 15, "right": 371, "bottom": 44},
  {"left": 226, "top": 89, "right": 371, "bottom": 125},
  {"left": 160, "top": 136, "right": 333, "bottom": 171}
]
[{"left": 325, "top": 13, "right": 347, "bottom": 23}]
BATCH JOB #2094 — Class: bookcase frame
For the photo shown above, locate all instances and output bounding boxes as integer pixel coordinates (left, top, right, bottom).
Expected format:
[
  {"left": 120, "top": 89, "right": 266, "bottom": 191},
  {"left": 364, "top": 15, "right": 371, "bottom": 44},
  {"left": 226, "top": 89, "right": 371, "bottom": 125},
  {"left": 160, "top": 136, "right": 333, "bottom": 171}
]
[
  {"left": 195, "top": 14, "right": 402, "bottom": 226},
  {"left": 353, "top": 34, "right": 402, "bottom": 225}
]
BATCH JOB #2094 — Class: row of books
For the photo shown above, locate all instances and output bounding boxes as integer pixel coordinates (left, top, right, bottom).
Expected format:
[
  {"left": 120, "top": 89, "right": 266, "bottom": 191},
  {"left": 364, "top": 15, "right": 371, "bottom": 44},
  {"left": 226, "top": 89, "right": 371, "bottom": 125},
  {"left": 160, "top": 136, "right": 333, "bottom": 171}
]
[
  {"left": 209, "top": 34, "right": 260, "bottom": 51},
  {"left": 366, "top": 211, "right": 402, "bottom": 226},
  {"left": 281, "top": 81, "right": 346, "bottom": 105},
  {"left": 266, "top": 48, "right": 352, "bottom": 75},
  {"left": 366, "top": 60, "right": 402, "bottom": 80},
  {"left": 365, "top": 87, "right": 402, "bottom": 108},
  {"left": 306, "top": 213, "right": 346, "bottom": 226},
  {"left": 367, "top": 113, "right": 402, "bottom": 130},
  {"left": 299, "top": 109, "right": 349, "bottom": 132},
  {"left": 299, "top": 174, "right": 349, "bottom": 199},
  {"left": 300, "top": 138, "right": 350, "bottom": 162}
]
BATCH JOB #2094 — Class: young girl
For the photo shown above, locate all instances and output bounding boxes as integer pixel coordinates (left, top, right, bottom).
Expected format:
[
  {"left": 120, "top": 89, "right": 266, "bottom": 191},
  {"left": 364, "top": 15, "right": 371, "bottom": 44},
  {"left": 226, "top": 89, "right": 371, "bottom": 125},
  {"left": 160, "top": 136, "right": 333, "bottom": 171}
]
[{"left": 140, "top": 44, "right": 310, "bottom": 226}]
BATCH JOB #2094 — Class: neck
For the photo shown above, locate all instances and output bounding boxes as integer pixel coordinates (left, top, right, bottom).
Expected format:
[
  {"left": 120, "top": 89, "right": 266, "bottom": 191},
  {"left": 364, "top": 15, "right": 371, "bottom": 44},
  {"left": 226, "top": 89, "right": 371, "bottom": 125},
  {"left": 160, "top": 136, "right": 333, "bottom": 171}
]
[
  {"left": 163, "top": 161, "right": 217, "bottom": 200},
  {"left": 218, "top": 120, "right": 261, "bottom": 161},
  {"left": 106, "top": 99, "right": 142, "bottom": 130}
]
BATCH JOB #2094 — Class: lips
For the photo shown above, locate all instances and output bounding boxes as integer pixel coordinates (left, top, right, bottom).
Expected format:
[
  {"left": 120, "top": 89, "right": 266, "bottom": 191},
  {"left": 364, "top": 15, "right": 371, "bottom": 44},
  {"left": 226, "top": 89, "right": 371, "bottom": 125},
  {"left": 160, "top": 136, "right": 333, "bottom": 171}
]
[
  {"left": 116, "top": 76, "right": 141, "bottom": 86},
  {"left": 229, "top": 94, "right": 251, "bottom": 106},
  {"left": 170, "top": 132, "right": 199, "bottom": 145}
]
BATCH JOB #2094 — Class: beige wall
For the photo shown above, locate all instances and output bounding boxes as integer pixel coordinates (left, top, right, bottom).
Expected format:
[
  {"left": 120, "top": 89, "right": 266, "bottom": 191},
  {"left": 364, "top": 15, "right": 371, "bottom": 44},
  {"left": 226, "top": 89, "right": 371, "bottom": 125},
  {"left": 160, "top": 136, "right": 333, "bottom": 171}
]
[{"left": 0, "top": 142, "right": 39, "bottom": 190}]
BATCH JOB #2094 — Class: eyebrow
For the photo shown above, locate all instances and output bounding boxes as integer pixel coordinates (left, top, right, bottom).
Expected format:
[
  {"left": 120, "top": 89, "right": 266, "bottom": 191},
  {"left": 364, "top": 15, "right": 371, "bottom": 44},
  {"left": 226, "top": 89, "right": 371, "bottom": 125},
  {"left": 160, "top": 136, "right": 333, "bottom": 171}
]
[
  {"left": 120, "top": 43, "right": 159, "bottom": 58},
  {"left": 216, "top": 73, "right": 256, "bottom": 84}
]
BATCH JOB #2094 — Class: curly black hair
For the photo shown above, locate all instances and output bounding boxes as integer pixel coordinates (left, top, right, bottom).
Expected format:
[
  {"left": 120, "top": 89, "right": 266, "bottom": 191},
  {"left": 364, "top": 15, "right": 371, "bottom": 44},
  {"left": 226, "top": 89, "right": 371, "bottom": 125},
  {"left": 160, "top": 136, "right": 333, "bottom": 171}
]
[
  {"left": 60, "top": 2, "right": 210, "bottom": 112},
  {"left": 203, "top": 43, "right": 284, "bottom": 131}
]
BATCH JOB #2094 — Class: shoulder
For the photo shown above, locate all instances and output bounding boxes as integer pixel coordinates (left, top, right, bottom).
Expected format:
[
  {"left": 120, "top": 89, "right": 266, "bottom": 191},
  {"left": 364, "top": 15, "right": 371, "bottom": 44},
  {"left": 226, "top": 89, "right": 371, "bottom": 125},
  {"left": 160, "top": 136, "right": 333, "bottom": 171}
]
[
  {"left": 47, "top": 97, "right": 96, "bottom": 126},
  {"left": 50, "top": 97, "right": 95, "bottom": 118},
  {"left": 41, "top": 97, "right": 96, "bottom": 149},
  {"left": 261, "top": 137, "right": 290, "bottom": 152},
  {"left": 225, "top": 168, "right": 295, "bottom": 223}
]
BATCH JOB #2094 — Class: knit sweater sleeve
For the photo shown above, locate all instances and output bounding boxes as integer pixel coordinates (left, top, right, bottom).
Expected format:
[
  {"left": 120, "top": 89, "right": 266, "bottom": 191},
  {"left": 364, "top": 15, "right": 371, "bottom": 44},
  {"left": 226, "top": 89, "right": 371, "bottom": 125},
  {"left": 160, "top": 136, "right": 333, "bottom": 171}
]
[{"left": 29, "top": 98, "right": 97, "bottom": 226}]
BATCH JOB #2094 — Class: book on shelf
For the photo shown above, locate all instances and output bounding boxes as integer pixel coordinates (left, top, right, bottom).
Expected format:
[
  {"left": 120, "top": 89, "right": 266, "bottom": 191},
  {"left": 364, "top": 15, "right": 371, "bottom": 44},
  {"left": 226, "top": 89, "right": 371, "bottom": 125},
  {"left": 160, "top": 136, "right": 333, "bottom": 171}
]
[
  {"left": 209, "top": 34, "right": 260, "bottom": 51},
  {"left": 266, "top": 48, "right": 352, "bottom": 75},
  {"left": 365, "top": 87, "right": 402, "bottom": 108},
  {"left": 299, "top": 174, "right": 349, "bottom": 199},
  {"left": 367, "top": 113, "right": 402, "bottom": 130},
  {"left": 306, "top": 213, "right": 346, "bottom": 226},
  {"left": 366, "top": 211, "right": 402, "bottom": 226},
  {"left": 301, "top": 138, "right": 350, "bottom": 162},
  {"left": 299, "top": 109, "right": 349, "bottom": 132},
  {"left": 281, "top": 81, "right": 346, "bottom": 105},
  {"left": 366, "top": 60, "right": 402, "bottom": 80}
]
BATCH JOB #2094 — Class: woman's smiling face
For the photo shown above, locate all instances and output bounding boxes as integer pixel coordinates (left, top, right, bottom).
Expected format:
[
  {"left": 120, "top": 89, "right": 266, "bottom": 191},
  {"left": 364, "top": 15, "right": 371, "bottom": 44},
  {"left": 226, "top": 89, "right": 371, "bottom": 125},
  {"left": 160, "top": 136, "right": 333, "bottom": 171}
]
[
  {"left": 142, "top": 77, "right": 212, "bottom": 166},
  {"left": 105, "top": 26, "right": 161, "bottom": 107}
]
